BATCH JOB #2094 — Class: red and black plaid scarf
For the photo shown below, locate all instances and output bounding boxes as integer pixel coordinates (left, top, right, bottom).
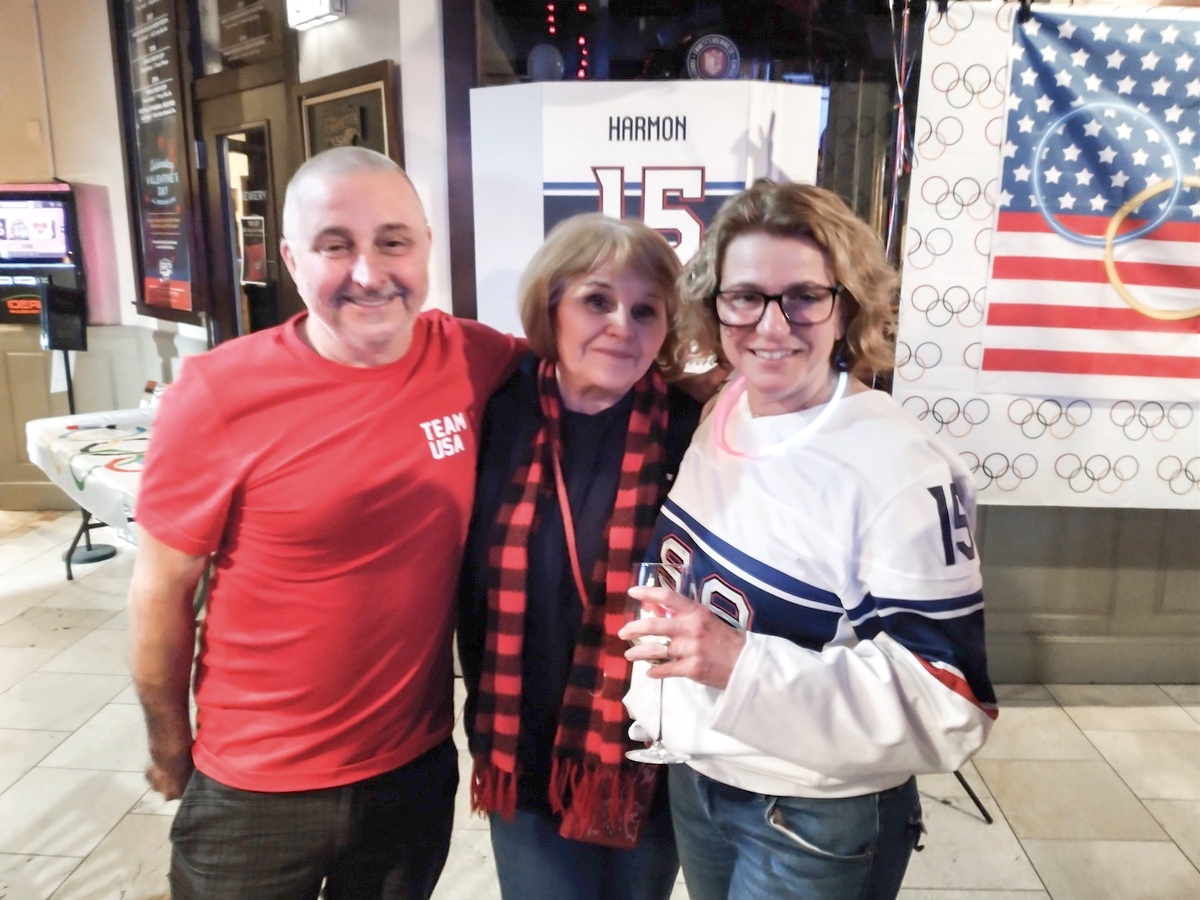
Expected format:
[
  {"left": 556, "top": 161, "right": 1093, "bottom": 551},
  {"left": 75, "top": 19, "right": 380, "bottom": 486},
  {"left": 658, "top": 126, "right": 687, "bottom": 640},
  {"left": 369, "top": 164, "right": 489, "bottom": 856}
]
[{"left": 471, "top": 359, "right": 669, "bottom": 847}]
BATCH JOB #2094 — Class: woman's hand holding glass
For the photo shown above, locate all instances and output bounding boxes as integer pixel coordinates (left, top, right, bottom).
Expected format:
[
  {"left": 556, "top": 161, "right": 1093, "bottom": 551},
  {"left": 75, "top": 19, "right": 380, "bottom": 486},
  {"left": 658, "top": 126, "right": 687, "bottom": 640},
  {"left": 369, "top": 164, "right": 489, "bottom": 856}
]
[
  {"left": 623, "top": 564, "right": 691, "bottom": 765},
  {"left": 619, "top": 579, "right": 748, "bottom": 692}
]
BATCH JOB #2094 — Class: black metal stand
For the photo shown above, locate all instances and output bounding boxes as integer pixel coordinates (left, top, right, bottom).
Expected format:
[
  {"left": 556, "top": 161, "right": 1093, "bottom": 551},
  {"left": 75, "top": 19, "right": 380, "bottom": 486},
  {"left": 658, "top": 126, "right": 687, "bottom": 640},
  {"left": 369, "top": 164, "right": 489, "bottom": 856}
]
[
  {"left": 954, "top": 769, "right": 994, "bottom": 824},
  {"left": 62, "top": 348, "right": 76, "bottom": 417},
  {"left": 63, "top": 509, "right": 117, "bottom": 580},
  {"left": 59, "top": 348, "right": 116, "bottom": 579}
]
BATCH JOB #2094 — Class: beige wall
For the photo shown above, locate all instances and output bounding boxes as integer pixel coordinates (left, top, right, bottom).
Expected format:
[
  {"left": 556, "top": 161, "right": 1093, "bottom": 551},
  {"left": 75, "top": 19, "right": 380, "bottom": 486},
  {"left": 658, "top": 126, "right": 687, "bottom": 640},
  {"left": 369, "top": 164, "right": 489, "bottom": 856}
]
[
  {"left": 0, "top": 0, "right": 53, "bottom": 182},
  {"left": 38, "top": 0, "right": 133, "bottom": 328},
  {"left": 396, "top": 0, "right": 453, "bottom": 315}
]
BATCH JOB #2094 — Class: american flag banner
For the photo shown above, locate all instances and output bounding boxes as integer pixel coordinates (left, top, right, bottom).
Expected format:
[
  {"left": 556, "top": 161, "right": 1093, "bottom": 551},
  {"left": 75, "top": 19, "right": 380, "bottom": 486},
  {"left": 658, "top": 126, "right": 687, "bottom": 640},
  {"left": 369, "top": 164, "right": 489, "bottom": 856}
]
[
  {"left": 979, "top": 7, "right": 1200, "bottom": 403},
  {"left": 894, "top": 3, "right": 1198, "bottom": 509}
]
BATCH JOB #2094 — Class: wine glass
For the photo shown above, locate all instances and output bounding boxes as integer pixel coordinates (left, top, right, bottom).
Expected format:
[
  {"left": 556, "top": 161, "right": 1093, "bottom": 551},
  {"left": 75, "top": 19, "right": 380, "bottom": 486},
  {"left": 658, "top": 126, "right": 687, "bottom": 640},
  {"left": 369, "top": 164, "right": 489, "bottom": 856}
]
[{"left": 625, "top": 562, "right": 691, "bottom": 765}]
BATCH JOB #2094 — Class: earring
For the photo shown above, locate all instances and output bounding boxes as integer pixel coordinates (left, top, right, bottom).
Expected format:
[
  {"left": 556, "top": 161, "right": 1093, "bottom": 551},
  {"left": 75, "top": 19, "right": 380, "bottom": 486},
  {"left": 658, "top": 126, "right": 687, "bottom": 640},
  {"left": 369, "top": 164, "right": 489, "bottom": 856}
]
[{"left": 833, "top": 339, "right": 851, "bottom": 371}]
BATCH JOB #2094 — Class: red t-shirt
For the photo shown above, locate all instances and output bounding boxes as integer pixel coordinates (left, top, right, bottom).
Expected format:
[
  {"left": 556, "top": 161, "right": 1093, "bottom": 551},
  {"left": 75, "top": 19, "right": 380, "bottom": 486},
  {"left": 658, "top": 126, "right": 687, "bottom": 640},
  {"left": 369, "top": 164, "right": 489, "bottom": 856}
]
[{"left": 137, "top": 311, "right": 520, "bottom": 791}]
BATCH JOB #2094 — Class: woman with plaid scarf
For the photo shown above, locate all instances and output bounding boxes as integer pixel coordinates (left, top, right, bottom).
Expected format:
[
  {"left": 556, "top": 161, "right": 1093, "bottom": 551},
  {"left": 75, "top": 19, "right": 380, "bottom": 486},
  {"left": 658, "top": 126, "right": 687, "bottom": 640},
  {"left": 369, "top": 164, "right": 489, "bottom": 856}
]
[{"left": 457, "top": 214, "right": 702, "bottom": 900}]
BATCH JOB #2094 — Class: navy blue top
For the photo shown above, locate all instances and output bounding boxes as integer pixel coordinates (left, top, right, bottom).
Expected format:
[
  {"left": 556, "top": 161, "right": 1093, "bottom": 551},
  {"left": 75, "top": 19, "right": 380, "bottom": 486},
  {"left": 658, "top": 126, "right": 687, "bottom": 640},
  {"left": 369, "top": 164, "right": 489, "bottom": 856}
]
[{"left": 458, "top": 352, "right": 700, "bottom": 811}]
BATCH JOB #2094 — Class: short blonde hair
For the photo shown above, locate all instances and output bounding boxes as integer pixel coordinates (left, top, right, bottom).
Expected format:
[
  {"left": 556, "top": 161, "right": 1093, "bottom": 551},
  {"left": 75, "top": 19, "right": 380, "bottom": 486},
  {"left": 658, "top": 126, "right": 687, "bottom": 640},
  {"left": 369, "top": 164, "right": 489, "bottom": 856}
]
[
  {"left": 678, "top": 181, "right": 898, "bottom": 381},
  {"left": 519, "top": 214, "right": 686, "bottom": 381}
]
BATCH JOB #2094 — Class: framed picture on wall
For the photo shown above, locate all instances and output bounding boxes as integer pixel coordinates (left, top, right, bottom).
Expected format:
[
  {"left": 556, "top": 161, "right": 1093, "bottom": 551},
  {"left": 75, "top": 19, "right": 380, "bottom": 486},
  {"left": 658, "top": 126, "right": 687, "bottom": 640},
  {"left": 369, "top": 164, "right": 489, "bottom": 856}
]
[
  {"left": 297, "top": 60, "right": 402, "bottom": 162},
  {"left": 110, "top": 0, "right": 206, "bottom": 325}
]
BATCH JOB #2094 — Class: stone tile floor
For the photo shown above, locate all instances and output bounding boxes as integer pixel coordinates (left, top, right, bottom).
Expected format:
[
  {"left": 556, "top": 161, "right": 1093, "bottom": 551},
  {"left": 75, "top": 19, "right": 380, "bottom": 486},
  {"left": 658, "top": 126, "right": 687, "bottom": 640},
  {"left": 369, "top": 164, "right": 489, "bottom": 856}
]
[{"left": 0, "top": 510, "right": 1196, "bottom": 899}]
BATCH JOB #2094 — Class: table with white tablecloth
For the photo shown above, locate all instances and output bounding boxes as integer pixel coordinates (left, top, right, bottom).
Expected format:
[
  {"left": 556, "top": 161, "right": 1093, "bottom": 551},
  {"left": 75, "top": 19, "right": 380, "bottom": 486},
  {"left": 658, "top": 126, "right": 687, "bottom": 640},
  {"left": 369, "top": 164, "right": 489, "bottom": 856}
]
[{"left": 25, "top": 408, "right": 154, "bottom": 550}]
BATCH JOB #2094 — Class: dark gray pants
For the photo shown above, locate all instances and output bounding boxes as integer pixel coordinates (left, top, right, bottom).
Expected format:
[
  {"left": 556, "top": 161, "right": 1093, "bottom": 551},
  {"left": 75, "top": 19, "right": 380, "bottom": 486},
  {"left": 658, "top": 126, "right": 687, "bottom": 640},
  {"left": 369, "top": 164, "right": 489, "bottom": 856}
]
[{"left": 169, "top": 738, "right": 459, "bottom": 900}]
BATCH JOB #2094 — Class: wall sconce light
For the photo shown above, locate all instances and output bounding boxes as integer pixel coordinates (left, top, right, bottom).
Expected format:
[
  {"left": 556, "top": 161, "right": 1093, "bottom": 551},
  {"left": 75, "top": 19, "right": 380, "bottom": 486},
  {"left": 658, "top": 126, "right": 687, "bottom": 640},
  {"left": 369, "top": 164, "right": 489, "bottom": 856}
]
[{"left": 288, "top": 0, "right": 346, "bottom": 31}]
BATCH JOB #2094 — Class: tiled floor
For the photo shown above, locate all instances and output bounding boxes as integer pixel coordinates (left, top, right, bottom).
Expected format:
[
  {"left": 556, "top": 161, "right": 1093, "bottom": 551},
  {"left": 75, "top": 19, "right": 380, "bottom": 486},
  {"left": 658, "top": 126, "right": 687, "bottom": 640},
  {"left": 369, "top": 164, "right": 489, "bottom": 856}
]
[{"left": 0, "top": 510, "right": 1197, "bottom": 899}]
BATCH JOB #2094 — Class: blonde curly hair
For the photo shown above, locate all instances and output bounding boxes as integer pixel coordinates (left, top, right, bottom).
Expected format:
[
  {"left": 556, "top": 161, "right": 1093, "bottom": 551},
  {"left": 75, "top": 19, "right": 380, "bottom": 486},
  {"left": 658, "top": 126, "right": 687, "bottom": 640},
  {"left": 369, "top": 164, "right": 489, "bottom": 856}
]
[{"left": 678, "top": 180, "right": 897, "bottom": 382}]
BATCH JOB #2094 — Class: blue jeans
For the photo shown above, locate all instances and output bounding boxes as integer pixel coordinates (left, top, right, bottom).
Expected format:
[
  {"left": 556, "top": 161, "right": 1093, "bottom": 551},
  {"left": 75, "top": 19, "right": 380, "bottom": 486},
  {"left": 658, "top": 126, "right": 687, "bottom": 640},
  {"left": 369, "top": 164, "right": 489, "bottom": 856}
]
[
  {"left": 489, "top": 805, "right": 679, "bottom": 900},
  {"left": 668, "top": 765, "right": 923, "bottom": 900}
]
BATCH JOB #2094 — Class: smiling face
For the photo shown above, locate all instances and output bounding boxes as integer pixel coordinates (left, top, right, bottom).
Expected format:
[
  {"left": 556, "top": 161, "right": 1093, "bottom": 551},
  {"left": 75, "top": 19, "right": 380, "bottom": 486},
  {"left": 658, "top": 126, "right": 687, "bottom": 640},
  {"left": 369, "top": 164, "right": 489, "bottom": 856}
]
[
  {"left": 552, "top": 262, "right": 669, "bottom": 414},
  {"left": 718, "top": 232, "right": 844, "bottom": 417},
  {"left": 280, "top": 168, "right": 431, "bottom": 367}
]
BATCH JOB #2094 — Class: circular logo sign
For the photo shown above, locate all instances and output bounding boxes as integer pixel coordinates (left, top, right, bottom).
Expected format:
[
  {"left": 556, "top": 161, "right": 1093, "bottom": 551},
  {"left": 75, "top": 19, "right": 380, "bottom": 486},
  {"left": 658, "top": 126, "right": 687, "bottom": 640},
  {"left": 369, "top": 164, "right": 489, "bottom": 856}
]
[{"left": 686, "top": 34, "right": 741, "bottom": 80}]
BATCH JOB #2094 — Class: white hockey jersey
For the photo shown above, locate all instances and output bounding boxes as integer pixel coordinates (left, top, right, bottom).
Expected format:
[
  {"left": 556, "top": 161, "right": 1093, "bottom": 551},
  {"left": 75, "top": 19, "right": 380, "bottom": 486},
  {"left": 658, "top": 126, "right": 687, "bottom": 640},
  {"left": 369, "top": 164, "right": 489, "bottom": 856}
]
[{"left": 624, "top": 387, "right": 997, "bottom": 799}]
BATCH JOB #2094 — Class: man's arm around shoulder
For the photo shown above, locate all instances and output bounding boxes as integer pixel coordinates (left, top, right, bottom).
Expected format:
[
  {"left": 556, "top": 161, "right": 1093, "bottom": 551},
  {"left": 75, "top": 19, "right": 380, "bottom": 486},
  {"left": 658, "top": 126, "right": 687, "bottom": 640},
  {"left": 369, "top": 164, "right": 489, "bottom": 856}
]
[
  {"left": 455, "top": 316, "right": 528, "bottom": 386},
  {"left": 128, "top": 529, "right": 209, "bottom": 800}
]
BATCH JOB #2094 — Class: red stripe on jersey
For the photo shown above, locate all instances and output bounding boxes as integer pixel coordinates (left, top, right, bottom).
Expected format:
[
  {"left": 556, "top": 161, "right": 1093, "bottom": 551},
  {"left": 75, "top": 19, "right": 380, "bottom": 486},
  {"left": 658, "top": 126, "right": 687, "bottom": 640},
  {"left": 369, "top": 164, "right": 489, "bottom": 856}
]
[{"left": 913, "top": 653, "right": 999, "bottom": 721}]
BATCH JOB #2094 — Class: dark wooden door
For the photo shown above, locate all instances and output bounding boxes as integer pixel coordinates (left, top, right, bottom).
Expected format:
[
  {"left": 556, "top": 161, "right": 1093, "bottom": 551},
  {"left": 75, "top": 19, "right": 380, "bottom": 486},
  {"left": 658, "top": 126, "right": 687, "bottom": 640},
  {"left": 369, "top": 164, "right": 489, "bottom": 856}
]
[{"left": 197, "top": 82, "right": 301, "bottom": 344}]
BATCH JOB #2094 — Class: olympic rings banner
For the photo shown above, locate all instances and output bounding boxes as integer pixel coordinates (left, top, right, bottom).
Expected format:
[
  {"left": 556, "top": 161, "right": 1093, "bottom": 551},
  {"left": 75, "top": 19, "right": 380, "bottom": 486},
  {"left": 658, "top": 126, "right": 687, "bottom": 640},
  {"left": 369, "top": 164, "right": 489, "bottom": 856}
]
[{"left": 895, "top": 2, "right": 1199, "bottom": 508}]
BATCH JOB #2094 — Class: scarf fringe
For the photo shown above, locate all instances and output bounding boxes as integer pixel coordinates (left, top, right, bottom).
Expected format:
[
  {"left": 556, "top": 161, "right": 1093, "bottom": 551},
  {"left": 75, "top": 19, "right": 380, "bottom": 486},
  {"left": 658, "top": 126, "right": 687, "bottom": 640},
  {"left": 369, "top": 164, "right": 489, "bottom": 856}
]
[
  {"left": 470, "top": 755, "right": 518, "bottom": 822},
  {"left": 550, "top": 755, "right": 650, "bottom": 840}
]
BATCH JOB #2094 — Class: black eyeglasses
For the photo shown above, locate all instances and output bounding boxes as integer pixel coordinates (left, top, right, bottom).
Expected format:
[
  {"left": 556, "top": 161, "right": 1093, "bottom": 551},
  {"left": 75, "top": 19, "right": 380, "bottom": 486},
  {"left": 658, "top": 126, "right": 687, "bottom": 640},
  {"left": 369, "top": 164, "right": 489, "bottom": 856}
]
[{"left": 713, "top": 285, "right": 843, "bottom": 328}]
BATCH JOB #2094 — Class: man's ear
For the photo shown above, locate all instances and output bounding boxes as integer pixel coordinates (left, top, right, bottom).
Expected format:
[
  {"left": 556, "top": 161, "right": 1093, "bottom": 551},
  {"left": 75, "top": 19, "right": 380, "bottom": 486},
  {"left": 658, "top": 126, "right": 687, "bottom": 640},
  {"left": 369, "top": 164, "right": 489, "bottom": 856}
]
[{"left": 280, "top": 239, "right": 297, "bottom": 279}]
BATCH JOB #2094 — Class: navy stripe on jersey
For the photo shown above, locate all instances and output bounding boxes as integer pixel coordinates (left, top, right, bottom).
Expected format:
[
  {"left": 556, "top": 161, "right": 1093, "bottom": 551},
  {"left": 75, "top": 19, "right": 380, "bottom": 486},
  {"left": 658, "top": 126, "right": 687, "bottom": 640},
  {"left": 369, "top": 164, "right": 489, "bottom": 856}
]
[
  {"left": 649, "top": 501, "right": 845, "bottom": 650},
  {"left": 660, "top": 500, "right": 841, "bottom": 610},
  {"left": 853, "top": 599, "right": 995, "bottom": 706},
  {"left": 845, "top": 591, "right": 985, "bottom": 625}
]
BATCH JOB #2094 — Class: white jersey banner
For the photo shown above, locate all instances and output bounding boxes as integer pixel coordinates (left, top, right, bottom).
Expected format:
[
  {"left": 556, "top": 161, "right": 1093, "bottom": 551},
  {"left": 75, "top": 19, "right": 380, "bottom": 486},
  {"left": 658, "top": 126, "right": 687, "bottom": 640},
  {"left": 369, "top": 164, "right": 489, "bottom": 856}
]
[{"left": 471, "top": 81, "right": 823, "bottom": 336}]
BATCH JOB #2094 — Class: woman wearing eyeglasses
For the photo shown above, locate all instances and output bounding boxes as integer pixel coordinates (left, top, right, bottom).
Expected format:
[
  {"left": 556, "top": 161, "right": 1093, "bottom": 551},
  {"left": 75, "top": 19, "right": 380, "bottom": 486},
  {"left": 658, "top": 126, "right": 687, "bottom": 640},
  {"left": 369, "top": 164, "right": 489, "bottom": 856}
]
[{"left": 620, "top": 181, "right": 996, "bottom": 900}]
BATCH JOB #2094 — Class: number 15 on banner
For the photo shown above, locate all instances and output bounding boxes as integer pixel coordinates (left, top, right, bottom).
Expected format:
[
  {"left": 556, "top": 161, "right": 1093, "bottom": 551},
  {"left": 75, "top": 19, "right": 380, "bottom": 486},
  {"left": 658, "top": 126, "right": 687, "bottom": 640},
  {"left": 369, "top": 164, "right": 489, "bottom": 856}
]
[{"left": 593, "top": 166, "right": 706, "bottom": 262}]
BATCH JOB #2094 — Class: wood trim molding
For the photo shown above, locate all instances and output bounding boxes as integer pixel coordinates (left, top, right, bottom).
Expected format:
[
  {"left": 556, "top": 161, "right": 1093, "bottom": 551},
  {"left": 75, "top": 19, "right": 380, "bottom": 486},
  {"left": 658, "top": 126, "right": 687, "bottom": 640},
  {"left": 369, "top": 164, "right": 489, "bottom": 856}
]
[
  {"left": 441, "top": 0, "right": 478, "bottom": 319},
  {"left": 296, "top": 60, "right": 402, "bottom": 164}
]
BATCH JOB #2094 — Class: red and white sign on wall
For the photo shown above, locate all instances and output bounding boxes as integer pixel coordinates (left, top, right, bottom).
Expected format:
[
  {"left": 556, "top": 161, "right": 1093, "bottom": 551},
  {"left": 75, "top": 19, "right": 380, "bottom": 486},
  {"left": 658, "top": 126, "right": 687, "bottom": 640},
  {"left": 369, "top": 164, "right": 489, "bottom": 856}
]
[{"left": 470, "top": 81, "right": 823, "bottom": 335}]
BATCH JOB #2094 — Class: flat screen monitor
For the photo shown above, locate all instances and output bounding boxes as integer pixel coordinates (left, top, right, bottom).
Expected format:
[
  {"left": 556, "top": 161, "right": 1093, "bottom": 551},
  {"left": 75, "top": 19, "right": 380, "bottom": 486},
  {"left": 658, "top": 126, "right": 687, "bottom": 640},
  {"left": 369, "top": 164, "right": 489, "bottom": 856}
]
[{"left": 0, "top": 183, "right": 78, "bottom": 268}]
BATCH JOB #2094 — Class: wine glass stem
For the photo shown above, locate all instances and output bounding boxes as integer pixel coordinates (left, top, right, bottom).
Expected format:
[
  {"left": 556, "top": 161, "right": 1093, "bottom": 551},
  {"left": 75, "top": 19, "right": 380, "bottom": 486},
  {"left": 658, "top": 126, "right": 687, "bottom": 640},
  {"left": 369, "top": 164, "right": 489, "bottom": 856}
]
[{"left": 655, "top": 679, "right": 665, "bottom": 743}]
